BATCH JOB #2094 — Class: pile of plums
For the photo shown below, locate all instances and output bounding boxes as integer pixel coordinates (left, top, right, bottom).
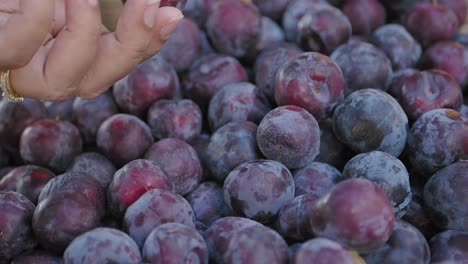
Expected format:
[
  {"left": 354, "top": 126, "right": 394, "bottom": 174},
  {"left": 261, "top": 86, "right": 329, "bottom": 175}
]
[{"left": 1, "top": 0, "right": 467, "bottom": 263}]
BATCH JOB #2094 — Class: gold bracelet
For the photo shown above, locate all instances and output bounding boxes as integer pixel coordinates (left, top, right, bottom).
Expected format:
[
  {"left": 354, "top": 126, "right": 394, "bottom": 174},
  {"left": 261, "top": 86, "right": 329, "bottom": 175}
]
[{"left": 1, "top": 70, "right": 24, "bottom": 102}]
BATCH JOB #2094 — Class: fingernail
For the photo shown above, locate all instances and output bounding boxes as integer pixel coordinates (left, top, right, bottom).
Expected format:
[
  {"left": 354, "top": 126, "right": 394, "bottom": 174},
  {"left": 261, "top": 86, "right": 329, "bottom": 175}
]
[
  {"left": 88, "top": 0, "right": 99, "bottom": 6},
  {"left": 144, "top": 0, "right": 161, "bottom": 28},
  {"left": 160, "top": 15, "right": 184, "bottom": 40}
]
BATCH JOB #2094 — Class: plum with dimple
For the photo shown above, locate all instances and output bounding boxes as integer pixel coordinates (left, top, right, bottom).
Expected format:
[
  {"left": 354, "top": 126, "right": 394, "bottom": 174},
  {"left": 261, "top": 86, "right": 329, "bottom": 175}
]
[
  {"left": 274, "top": 52, "right": 345, "bottom": 120},
  {"left": 309, "top": 178, "right": 395, "bottom": 253},
  {"left": 296, "top": 3, "right": 351, "bottom": 54},
  {"left": 223, "top": 159, "right": 295, "bottom": 224},
  {"left": 257, "top": 106, "right": 321, "bottom": 169},
  {"left": 398, "top": 69, "right": 463, "bottom": 120}
]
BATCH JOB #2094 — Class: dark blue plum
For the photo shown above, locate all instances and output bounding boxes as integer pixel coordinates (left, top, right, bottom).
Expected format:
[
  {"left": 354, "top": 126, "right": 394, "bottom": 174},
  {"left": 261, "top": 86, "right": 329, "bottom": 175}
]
[
  {"left": 63, "top": 227, "right": 141, "bottom": 264},
  {"left": 293, "top": 162, "right": 342, "bottom": 198},
  {"left": 332, "top": 89, "right": 409, "bottom": 157},
  {"left": 223, "top": 159, "right": 295, "bottom": 224}
]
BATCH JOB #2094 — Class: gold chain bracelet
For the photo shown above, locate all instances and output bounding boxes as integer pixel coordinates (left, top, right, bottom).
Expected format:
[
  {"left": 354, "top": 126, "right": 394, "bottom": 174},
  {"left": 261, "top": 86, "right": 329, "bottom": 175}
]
[{"left": 1, "top": 70, "right": 24, "bottom": 102}]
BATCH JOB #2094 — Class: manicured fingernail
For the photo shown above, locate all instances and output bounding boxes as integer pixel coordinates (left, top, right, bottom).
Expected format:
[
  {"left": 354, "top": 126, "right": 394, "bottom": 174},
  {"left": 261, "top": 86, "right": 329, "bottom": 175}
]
[
  {"left": 88, "top": 0, "right": 99, "bottom": 6},
  {"left": 144, "top": 0, "right": 161, "bottom": 28},
  {"left": 160, "top": 15, "right": 184, "bottom": 40}
]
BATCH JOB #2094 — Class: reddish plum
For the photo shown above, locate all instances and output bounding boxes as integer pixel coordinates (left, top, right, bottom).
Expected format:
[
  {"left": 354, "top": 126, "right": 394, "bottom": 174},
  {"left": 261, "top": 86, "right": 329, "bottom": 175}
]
[
  {"left": 19, "top": 119, "right": 82, "bottom": 173},
  {"left": 310, "top": 179, "right": 395, "bottom": 253},
  {"left": 107, "top": 159, "right": 174, "bottom": 219},
  {"left": 113, "top": 56, "right": 180, "bottom": 117},
  {"left": 96, "top": 114, "right": 154, "bottom": 167},
  {"left": 398, "top": 69, "right": 463, "bottom": 120},
  {"left": 0, "top": 165, "right": 55, "bottom": 203},
  {"left": 341, "top": 0, "right": 386, "bottom": 36},
  {"left": 403, "top": 2, "right": 459, "bottom": 46},
  {"left": 275, "top": 52, "right": 345, "bottom": 120},
  {"left": 32, "top": 190, "right": 100, "bottom": 253},
  {"left": 205, "top": 0, "right": 262, "bottom": 58},
  {"left": 421, "top": 41, "right": 468, "bottom": 88},
  {"left": 276, "top": 194, "right": 318, "bottom": 241}
]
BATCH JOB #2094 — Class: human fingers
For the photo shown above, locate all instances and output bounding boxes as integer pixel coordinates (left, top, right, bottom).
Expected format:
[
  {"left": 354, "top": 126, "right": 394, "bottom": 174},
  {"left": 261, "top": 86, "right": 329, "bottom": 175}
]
[
  {"left": 0, "top": 0, "right": 54, "bottom": 70},
  {"left": 77, "top": 0, "right": 183, "bottom": 98}
]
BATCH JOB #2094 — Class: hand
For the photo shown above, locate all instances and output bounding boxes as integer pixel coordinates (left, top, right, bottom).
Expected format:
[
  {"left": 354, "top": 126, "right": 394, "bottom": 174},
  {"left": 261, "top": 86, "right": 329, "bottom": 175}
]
[{"left": 0, "top": 0, "right": 183, "bottom": 101}]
